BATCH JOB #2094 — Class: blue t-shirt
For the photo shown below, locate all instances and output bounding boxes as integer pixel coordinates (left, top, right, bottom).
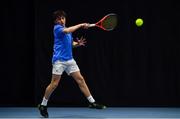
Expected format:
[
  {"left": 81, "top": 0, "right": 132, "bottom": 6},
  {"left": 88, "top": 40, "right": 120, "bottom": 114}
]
[{"left": 52, "top": 24, "right": 73, "bottom": 63}]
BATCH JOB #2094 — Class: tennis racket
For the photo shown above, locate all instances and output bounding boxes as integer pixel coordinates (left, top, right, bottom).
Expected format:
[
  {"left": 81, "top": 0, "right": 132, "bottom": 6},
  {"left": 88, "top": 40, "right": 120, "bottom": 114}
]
[{"left": 88, "top": 13, "right": 118, "bottom": 31}]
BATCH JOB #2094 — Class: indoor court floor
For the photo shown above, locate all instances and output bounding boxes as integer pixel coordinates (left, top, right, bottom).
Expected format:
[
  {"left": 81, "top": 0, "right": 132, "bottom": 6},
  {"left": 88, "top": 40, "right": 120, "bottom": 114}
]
[{"left": 0, "top": 107, "right": 180, "bottom": 118}]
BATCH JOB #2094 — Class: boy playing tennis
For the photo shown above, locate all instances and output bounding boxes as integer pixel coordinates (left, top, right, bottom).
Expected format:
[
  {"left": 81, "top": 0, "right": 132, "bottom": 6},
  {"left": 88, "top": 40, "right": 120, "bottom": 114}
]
[{"left": 38, "top": 10, "right": 106, "bottom": 118}]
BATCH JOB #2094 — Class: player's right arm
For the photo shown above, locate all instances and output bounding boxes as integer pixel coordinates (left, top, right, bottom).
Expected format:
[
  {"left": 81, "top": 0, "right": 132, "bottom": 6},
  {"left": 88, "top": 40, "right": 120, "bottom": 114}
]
[{"left": 63, "top": 23, "right": 89, "bottom": 33}]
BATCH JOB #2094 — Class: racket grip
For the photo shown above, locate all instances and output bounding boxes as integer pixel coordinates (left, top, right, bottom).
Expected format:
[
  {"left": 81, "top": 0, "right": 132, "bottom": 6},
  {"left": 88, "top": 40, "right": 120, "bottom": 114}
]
[{"left": 88, "top": 24, "right": 96, "bottom": 27}]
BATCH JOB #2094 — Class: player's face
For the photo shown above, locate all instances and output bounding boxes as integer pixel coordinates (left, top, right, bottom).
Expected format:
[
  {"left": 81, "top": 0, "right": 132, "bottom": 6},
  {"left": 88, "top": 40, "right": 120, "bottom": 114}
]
[{"left": 59, "top": 17, "right": 66, "bottom": 26}]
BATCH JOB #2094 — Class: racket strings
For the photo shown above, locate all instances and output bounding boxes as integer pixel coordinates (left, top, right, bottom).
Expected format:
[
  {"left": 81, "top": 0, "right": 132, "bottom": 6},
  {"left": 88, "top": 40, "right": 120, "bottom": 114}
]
[{"left": 102, "top": 15, "right": 117, "bottom": 30}]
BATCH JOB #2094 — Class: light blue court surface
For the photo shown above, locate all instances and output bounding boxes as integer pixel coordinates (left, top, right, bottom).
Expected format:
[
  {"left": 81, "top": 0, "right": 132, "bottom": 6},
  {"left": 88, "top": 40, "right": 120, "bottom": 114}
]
[{"left": 0, "top": 107, "right": 180, "bottom": 118}]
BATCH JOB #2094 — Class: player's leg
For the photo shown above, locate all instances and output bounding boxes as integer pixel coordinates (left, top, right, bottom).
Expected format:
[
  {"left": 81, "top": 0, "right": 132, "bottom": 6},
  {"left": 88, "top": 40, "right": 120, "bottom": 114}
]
[
  {"left": 38, "top": 74, "right": 61, "bottom": 118},
  {"left": 43, "top": 74, "right": 61, "bottom": 101},
  {"left": 70, "top": 71, "right": 91, "bottom": 97},
  {"left": 70, "top": 71, "right": 106, "bottom": 109},
  {"left": 38, "top": 60, "right": 64, "bottom": 118},
  {"left": 66, "top": 59, "right": 106, "bottom": 109}
]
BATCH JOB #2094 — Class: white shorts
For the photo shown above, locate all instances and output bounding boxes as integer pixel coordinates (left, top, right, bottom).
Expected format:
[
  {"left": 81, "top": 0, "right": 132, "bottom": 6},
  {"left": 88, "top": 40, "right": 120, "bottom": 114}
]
[{"left": 52, "top": 59, "right": 80, "bottom": 75}]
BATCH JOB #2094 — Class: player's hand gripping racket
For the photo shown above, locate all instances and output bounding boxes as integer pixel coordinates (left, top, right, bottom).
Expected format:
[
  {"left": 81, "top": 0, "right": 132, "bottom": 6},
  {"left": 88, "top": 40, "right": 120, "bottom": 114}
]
[{"left": 88, "top": 13, "right": 118, "bottom": 31}]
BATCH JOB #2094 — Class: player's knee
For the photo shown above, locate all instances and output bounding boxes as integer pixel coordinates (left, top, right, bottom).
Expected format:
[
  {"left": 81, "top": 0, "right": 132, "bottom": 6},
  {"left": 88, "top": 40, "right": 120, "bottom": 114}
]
[
  {"left": 50, "top": 75, "right": 60, "bottom": 89},
  {"left": 50, "top": 80, "right": 59, "bottom": 89},
  {"left": 77, "top": 77, "right": 85, "bottom": 86}
]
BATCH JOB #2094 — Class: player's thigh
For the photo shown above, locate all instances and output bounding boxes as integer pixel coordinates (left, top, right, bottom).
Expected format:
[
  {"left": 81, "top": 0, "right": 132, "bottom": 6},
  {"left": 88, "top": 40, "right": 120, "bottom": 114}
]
[
  {"left": 51, "top": 74, "right": 61, "bottom": 84},
  {"left": 70, "top": 71, "right": 84, "bottom": 82}
]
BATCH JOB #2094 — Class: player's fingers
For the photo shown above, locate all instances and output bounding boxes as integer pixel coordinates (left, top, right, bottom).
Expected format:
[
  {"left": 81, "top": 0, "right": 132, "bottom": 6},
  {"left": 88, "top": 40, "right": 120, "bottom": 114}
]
[
  {"left": 80, "top": 36, "right": 83, "bottom": 40},
  {"left": 82, "top": 39, "right": 87, "bottom": 44},
  {"left": 82, "top": 38, "right": 86, "bottom": 41},
  {"left": 83, "top": 23, "right": 89, "bottom": 29}
]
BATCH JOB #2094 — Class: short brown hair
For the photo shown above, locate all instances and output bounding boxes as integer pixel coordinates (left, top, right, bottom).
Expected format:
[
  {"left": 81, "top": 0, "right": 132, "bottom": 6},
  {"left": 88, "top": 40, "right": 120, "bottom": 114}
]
[{"left": 53, "top": 10, "right": 67, "bottom": 23}]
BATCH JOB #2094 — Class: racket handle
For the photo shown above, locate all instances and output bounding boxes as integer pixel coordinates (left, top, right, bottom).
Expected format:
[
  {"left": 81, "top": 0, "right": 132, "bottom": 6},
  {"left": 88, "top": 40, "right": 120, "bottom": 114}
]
[{"left": 88, "top": 24, "right": 96, "bottom": 27}]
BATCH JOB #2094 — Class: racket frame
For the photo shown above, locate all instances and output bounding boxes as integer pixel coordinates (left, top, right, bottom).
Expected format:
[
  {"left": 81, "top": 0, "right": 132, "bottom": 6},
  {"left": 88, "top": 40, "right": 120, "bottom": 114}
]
[{"left": 88, "top": 13, "right": 117, "bottom": 31}]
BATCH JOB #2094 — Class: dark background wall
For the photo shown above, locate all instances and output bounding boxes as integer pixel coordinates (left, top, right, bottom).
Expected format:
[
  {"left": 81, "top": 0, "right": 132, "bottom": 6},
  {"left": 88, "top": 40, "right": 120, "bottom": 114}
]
[
  {"left": 1, "top": 0, "right": 180, "bottom": 107},
  {"left": 1, "top": 0, "right": 35, "bottom": 106}
]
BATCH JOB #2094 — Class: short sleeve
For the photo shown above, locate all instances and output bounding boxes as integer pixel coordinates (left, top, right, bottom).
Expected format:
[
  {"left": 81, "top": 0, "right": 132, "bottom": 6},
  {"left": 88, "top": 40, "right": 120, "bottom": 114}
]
[{"left": 54, "top": 24, "right": 64, "bottom": 36}]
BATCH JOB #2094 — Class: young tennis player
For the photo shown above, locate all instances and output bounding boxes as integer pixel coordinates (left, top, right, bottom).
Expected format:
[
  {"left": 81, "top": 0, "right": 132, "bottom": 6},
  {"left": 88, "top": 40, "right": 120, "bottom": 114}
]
[{"left": 38, "top": 10, "right": 106, "bottom": 118}]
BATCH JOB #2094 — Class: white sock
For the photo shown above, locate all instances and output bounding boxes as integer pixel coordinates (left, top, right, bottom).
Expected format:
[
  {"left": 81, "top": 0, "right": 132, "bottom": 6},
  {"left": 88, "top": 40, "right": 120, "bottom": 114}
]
[
  {"left": 87, "top": 95, "right": 95, "bottom": 103},
  {"left": 41, "top": 97, "right": 48, "bottom": 106}
]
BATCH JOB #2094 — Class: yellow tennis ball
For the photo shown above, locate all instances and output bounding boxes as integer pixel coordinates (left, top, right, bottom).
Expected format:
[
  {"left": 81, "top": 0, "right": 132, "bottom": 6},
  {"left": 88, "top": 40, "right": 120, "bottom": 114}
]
[{"left": 135, "top": 18, "right": 143, "bottom": 27}]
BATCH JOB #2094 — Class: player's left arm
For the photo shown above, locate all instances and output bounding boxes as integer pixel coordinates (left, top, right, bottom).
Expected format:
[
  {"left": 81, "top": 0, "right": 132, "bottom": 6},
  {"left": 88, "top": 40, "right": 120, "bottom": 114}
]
[{"left": 73, "top": 36, "right": 87, "bottom": 48}]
